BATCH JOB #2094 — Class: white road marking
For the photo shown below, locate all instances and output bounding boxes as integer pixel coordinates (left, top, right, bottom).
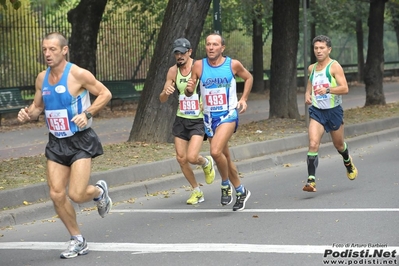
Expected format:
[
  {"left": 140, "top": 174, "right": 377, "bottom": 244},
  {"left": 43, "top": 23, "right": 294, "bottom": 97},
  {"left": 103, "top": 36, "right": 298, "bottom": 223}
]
[
  {"left": 1, "top": 242, "right": 397, "bottom": 254},
  {"left": 110, "top": 208, "right": 399, "bottom": 213},
  {"left": 1, "top": 208, "right": 397, "bottom": 254}
]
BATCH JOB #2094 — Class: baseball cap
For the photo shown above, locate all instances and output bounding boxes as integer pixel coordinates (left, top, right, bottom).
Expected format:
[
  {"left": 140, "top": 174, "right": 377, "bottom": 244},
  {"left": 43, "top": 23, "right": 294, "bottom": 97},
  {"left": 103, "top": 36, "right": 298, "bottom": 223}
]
[{"left": 173, "top": 38, "right": 191, "bottom": 53}]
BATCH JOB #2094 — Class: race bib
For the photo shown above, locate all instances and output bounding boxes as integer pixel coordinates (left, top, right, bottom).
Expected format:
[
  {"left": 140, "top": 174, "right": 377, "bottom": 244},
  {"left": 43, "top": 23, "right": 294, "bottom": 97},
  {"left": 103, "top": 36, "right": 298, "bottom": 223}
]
[
  {"left": 204, "top": 87, "right": 228, "bottom": 112},
  {"left": 179, "top": 94, "right": 200, "bottom": 116},
  {"left": 45, "top": 109, "right": 74, "bottom": 138},
  {"left": 313, "top": 83, "right": 331, "bottom": 101}
]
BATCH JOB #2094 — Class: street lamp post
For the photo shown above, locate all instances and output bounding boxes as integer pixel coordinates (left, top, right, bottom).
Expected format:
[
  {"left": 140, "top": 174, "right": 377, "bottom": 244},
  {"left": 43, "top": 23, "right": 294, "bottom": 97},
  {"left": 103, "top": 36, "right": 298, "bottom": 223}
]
[
  {"left": 213, "top": 0, "right": 222, "bottom": 35},
  {"left": 303, "top": 0, "right": 309, "bottom": 126}
]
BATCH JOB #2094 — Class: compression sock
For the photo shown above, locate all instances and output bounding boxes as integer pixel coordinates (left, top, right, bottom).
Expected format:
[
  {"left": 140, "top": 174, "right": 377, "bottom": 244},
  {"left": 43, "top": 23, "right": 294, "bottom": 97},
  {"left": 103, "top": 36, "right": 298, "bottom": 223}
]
[
  {"left": 338, "top": 142, "right": 350, "bottom": 162},
  {"left": 307, "top": 152, "right": 319, "bottom": 178}
]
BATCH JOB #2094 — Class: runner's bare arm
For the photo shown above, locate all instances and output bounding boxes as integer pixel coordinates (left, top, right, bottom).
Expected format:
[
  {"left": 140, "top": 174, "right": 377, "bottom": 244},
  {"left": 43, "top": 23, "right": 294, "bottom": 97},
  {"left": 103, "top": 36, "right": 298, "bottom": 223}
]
[
  {"left": 185, "top": 60, "right": 202, "bottom": 97},
  {"left": 18, "top": 71, "right": 45, "bottom": 123},
  {"left": 160, "top": 66, "right": 177, "bottom": 103},
  {"left": 233, "top": 59, "right": 253, "bottom": 114}
]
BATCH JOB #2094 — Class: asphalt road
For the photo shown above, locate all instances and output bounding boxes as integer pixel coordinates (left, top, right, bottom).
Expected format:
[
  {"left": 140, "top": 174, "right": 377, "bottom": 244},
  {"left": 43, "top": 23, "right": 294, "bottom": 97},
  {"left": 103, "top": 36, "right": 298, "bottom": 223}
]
[{"left": 0, "top": 134, "right": 398, "bottom": 266}]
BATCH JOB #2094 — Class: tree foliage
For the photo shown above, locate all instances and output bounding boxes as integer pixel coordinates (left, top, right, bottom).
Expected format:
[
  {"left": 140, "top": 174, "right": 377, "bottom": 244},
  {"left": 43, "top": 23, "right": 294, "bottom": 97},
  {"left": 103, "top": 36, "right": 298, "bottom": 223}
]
[
  {"left": 0, "top": 0, "right": 44, "bottom": 87},
  {"left": 0, "top": 0, "right": 21, "bottom": 10}
]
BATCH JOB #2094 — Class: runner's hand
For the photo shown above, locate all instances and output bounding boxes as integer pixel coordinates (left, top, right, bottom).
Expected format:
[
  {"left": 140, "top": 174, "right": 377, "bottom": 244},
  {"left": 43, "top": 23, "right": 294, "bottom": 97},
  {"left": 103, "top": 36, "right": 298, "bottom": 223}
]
[{"left": 17, "top": 106, "right": 30, "bottom": 123}]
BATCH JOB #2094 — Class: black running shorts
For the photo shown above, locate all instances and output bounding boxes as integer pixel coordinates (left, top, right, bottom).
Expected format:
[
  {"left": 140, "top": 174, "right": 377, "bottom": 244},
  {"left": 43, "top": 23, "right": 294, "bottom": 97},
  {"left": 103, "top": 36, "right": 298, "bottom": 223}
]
[
  {"left": 172, "top": 116, "right": 205, "bottom": 141},
  {"left": 45, "top": 127, "right": 104, "bottom": 166}
]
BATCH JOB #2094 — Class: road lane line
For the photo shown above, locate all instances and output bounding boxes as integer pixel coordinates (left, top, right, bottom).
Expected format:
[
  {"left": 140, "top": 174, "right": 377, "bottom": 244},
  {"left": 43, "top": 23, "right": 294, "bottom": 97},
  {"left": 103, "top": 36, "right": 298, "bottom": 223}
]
[
  {"left": 110, "top": 208, "right": 399, "bottom": 213},
  {"left": 1, "top": 242, "right": 397, "bottom": 254}
]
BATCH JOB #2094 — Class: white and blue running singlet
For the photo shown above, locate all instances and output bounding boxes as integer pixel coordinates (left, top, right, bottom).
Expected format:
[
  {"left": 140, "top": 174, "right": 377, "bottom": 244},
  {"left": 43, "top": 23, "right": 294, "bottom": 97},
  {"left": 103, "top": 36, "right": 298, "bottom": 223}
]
[
  {"left": 42, "top": 62, "right": 92, "bottom": 138},
  {"left": 199, "top": 56, "right": 238, "bottom": 137}
]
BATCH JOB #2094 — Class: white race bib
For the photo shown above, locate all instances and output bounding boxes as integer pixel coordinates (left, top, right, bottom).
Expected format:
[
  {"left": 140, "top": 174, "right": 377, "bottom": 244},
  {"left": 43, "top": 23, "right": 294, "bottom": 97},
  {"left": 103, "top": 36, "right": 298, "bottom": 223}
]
[
  {"left": 179, "top": 94, "right": 200, "bottom": 116},
  {"left": 45, "top": 109, "right": 74, "bottom": 138},
  {"left": 204, "top": 87, "right": 228, "bottom": 112}
]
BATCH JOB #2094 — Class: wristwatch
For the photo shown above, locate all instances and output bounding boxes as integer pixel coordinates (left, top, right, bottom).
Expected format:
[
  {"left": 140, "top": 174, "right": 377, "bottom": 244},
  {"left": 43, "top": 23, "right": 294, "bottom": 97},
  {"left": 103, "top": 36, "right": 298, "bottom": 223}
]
[
  {"left": 84, "top": 110, "right": 92, "bottom": 119},
  {"left": 326, "top": 88, "right": 330, "bottom": 94}
]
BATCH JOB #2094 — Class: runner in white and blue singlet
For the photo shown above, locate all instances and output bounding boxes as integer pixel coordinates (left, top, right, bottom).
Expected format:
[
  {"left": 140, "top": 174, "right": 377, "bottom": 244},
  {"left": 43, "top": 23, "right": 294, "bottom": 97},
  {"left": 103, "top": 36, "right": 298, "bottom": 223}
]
[
  {"left": 302, "top": 35, "right": 358, "bottom": 193},
  {"left": 200, "top": 56, "right": 239, "bottom": 138},
  {"left": 185, "top": 33, "right": 253, "bottom": 211}
]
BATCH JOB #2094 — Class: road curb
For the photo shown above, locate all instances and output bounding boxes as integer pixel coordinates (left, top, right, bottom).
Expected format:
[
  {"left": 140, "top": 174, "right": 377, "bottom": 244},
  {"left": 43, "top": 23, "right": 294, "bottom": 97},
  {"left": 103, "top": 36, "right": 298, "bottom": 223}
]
[{"left": 0, "top": 117, "right": 398, "bottom": 227}]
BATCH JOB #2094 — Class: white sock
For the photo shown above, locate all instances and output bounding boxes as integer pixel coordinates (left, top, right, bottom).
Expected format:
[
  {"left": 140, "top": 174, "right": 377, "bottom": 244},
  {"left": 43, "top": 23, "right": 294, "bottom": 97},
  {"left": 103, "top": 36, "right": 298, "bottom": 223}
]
[
  {"left": 95, "top": 187, "right": 104, "bottom": 201},
  {"left": 202, "top": 157, "right": 209, "bottom": 167},
  {"left": 72, "top": 235, "right": 84, "bottom": 242}
]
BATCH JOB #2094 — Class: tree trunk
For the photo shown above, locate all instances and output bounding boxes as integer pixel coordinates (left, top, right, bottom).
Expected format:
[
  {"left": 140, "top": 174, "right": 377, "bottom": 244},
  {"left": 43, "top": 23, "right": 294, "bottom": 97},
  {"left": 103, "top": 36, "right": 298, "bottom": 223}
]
[
  {"left": 67, "top": 0, "right": 108, "bottom": 75},
  {"left": 364, "top": 0, "right": 387, "bottom": 106},
  {"left": 129, "top": 0, "right": 212, "bottom": 143},
  {"left": 252, "top": 17, "right": 264, "bottom": 93},
  {"left": 269, "top": 0, "right": 300, "bottom": 119}
]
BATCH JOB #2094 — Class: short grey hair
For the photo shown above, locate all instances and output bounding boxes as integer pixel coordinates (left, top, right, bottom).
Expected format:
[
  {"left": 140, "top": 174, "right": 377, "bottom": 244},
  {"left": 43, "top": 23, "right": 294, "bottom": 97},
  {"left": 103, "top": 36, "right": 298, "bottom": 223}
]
[
  {"left": 44, "top": 32, "right": 68, "bottom": 48},
  {"left": 312, "top": 35, "right": 332, "bottom": 47}
]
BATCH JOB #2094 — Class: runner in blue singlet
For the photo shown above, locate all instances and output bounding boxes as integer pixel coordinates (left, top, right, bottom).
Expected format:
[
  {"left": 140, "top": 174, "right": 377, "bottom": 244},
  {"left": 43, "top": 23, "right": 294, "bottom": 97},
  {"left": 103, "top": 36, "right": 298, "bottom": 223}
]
[
  {"left": 185, "top": 33, "right": 253, "bottom": 211},
  {"left": 17, "top": 32, "right": 113, "bottom": 259}
]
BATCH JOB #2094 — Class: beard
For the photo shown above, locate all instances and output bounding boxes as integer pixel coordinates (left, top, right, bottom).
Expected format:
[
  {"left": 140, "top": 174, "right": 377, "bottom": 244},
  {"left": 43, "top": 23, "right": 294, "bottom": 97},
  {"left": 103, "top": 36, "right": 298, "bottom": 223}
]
[{"left": 176, "top": 61, "right": 186, "bottom": 67}]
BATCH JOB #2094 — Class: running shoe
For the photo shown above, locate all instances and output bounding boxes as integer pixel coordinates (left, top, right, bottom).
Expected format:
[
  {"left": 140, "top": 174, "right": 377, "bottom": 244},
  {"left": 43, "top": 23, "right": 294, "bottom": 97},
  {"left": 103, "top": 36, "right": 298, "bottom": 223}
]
[
  {"left": 302, "top": 177, "right": 317, "bottom": 192},
  {"left": 60, "top": 238, "right": 89, "bottom": 259},
  {"left": 186, "top": 190, "right": 204, "bottom": 205},
  {"left": 233, "top": 188, "right": 251, "bottom": 211},
  {"left": 344, "top": 156, "right": 358, "bottom": 180},
  {"left": 203, "top": 156, "right": 215, "bottom": 184},
  {"left": 95, "top": 180, "right": 112, "bottom": 218},
  {"left": 221, "top": 184, "right": 233, "bottom": 205}
]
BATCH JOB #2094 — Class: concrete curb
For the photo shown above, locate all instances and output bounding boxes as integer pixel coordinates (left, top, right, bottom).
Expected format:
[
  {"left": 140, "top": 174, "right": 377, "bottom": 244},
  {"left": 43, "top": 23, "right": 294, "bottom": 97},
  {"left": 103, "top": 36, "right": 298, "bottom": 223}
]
[{"left": 0, "top": 117, "right": 398, "bottom": 227}]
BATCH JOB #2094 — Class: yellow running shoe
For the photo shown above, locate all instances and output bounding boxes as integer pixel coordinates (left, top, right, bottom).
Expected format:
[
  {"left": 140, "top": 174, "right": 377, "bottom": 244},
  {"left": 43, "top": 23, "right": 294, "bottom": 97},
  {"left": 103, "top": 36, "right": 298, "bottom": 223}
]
[
  {"left": 345, "top": 156, "right": 358, "bottom": 180},
  {"left": 186, "top": 190, "right": 204, "bottom": 205},
  {"left": 303, "top": 177, "right": 317, "bottom": 192},
  {"left": 203, "top": 156, "right": 215, "bottom": 184}
]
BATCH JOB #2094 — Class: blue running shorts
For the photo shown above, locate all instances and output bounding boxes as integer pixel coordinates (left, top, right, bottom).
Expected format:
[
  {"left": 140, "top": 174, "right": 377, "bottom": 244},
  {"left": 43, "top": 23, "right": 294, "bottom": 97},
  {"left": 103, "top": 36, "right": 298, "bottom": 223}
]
[
  {"left": 309, "top": 105, "right": 344, "bottom": 133},
  {"left": 204, "top": 109, "right": 239, "bottom": 138}
]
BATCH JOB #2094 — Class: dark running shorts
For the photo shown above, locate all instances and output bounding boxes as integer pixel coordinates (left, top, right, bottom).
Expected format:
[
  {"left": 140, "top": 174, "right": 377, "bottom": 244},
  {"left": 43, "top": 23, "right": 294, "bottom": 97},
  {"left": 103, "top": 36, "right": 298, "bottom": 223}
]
[
  {"left": 309, "top": 105, "right": 344, "bottom": 133},
  {"left": 172, "top": 116, "right": 205, "bottom": 141},
  {"left": 45, "top": 127, "right": 104, "bottom": 166}
]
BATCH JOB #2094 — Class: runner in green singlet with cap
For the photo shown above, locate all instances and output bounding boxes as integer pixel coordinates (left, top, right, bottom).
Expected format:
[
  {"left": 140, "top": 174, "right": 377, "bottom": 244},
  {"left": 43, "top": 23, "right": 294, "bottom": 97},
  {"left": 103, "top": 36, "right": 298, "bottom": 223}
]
[{"left": 160, "top": 38, "right": 215, "bottom": 204}]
